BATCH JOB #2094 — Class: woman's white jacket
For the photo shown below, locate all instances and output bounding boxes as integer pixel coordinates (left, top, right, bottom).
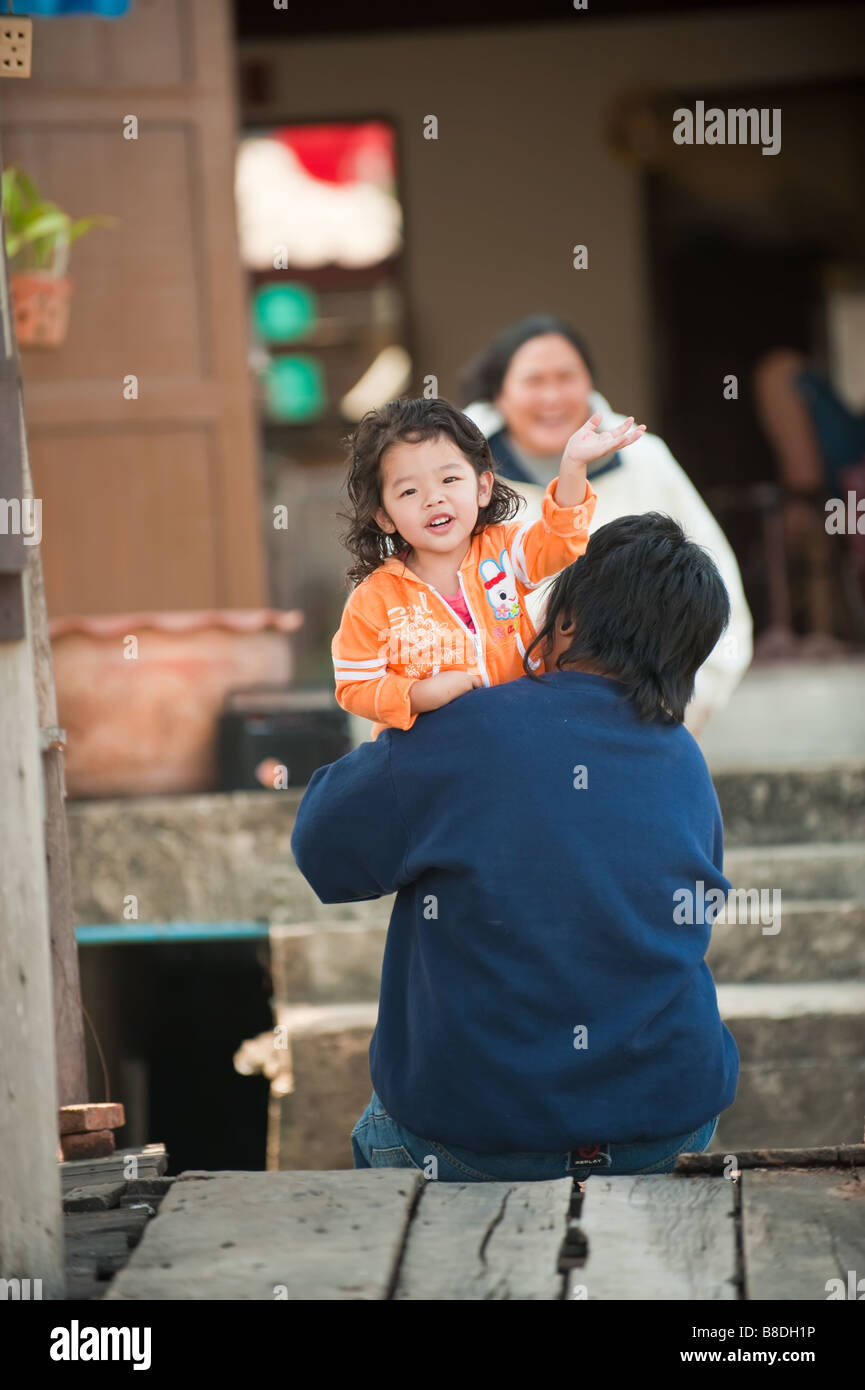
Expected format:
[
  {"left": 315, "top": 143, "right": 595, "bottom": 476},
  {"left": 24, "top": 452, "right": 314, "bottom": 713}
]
[{"left": 464, "top": 391, "right": 753, "bottom": 731}]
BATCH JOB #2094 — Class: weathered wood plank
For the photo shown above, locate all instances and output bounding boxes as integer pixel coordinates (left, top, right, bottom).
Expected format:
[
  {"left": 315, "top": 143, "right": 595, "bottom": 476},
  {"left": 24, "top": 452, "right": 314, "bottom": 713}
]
[
  {"left": 66, "top": 1230, "right": 132, "bottom": 1281},
  {"left": 66, "top": 1271, "right": 110, "bottom": 1302},
  {"left": 60, "top": 1144, "right": 168, "bottom": 1191},
  {"left": 0, "top": 369, "right": 64, "bottom": 1294},
  {"left": 123, "top": 1177, "right": 174, "bottom": 1197},
  {"left": 571, "top": 1176, "right": 738, "bottom": 1300},
  {"left": 105, "top": 1170, "right": 421, "bottom": 1300},
  {"left": 393, "top": 1179, "right": 573, "bottom": 1301},
  {"left": 64, "top": 1182, "right": 128, "bottom": 1211},
  {"left": 742, "top": 1169, "right": 865, "bottom": 1300},
  {"left": 65, "top": 1209, "right": 151, "bottom": 1245},
  {"left": 677, "top": 1145, "right": 865, "bottom": 1175}
]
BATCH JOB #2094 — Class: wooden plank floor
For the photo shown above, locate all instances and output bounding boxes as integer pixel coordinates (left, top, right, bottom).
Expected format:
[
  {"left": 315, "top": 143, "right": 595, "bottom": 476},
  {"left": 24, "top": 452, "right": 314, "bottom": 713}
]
[
  {"left": 67, "top": 1165, "right": 865, "bottom": 1301},
  {"left": 570, "top": 1174, "right": 739, "bottom": 1300},
  {"left": 104, "top": 1171, "right": 423, "bottom": 1301},
  {"left": 392, "top": 1178, "right": 574, "bottom": 1300},
  {"left": 742, "top": 1168, "right": 865, "bottom": 1300}
]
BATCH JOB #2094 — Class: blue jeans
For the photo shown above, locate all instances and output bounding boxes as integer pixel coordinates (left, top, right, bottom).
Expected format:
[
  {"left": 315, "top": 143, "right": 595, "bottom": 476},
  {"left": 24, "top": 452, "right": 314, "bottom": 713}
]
[{"left": 351, "top": 1090, "right": 719, "bottom": 1182}]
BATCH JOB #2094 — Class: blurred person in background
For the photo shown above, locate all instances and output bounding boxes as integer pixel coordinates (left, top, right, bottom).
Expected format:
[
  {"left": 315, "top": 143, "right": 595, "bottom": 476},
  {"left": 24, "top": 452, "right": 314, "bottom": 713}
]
[
  {"left": 752, "top": 347, "right": 865, "bottom": 654},
  {"left": 459, "top": 314, "right": 753, "bottom": 734}
]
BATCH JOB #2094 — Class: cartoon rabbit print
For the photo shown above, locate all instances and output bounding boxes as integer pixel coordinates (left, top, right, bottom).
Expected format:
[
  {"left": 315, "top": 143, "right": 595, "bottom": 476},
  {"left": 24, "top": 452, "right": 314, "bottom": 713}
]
[
  {"left": 479, "top": 549, "right": 542, "bottom": 669},
  {"left": 479, "top": 550, "right": 520, "bottom": 624}
]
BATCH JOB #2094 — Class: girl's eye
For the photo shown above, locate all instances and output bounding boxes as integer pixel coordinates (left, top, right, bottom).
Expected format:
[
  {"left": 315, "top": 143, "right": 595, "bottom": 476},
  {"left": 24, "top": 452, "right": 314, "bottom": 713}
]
[{"left": 400, "top": 488, "right": 416, "bottom": 497}]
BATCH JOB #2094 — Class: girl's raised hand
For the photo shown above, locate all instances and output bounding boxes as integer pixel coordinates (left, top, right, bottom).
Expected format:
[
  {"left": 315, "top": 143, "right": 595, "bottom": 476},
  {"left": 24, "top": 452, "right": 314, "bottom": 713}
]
[{"left": 562, "top": 412, "right": 647, "bottom": 467}]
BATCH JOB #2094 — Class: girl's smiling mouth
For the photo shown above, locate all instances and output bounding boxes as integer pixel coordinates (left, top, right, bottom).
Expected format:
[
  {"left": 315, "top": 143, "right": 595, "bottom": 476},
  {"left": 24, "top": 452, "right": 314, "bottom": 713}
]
[{"left": 426, "top": 514, "right": 455, "bottom": 531}]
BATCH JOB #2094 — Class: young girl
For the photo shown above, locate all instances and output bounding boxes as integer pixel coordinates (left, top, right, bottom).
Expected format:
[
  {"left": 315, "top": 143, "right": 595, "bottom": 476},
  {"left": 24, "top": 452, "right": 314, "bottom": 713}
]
[{"left": 333, "top": 397, "right": 646, "bottom": 738}]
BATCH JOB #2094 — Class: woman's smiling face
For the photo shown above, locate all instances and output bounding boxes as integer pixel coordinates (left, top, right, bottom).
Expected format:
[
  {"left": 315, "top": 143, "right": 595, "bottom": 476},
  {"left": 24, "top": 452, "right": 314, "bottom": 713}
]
[
  {"left": 495, "top": 332, "right": 593, "bottom": 456},
  {"left": 374, "top": 435, "right": 493, "bottom": 557}
]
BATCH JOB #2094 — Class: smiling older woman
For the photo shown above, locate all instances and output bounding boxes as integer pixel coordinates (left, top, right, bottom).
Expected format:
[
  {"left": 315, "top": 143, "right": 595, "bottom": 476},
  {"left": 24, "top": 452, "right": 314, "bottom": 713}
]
[{"left": 459, "top": 314, "right": 753, "bottom": 733}]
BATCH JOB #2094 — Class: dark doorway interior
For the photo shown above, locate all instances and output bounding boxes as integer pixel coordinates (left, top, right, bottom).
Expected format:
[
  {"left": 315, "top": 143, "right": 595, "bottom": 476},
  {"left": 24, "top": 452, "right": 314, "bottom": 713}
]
[
  {"left": 644, "top": 79, "right": 865, "bottom": 638},
  {"left": 81, "top": 939, "right": 273, "bottom": 1175},
  {"left": 646, "top": 207, "right": 824, "bottom": 634}
]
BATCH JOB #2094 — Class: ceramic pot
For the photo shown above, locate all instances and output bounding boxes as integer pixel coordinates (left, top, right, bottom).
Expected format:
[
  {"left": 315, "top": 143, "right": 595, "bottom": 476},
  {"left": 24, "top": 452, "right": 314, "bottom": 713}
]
[
  {"left": 49, "top": 608, "right": 304, "bottom": 798},
  {"left": 10, "top": 271, "right": 73, "bottom": 347}
]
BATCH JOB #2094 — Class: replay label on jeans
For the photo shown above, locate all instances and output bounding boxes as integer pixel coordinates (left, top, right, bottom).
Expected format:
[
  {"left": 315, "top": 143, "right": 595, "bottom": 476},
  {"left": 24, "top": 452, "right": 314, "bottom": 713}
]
[{"left": 567, "top": 1143, "right": 612, "bottom": 1169}]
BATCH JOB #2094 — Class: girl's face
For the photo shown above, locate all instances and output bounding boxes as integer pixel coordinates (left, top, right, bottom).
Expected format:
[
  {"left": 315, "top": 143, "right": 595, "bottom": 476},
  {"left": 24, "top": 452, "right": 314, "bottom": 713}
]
[
  {"left": 374, "top": 435, "right": 493, "bottom": 558},
  {"left": 495, "top": 333, "right": 593, "bottom": 456}
]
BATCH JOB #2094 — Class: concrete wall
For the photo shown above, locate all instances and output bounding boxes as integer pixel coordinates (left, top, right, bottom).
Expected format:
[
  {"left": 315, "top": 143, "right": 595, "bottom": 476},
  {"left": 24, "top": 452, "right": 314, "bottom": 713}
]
[{"left": 239, "top": 5, "right": 865, "bottom": 421}]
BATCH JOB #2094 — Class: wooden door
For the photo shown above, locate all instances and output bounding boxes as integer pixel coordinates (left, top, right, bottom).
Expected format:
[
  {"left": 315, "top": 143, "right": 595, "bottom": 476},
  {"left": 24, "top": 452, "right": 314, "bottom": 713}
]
[{"left": 0, "top": 0, "right": 265, "bottom": 616}]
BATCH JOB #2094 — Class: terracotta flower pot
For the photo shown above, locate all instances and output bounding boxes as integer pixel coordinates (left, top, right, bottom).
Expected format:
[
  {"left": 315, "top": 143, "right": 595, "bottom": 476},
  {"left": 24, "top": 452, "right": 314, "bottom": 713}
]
[
  {"left": 10, "top": 270, "right": 73, "bottom": 348},
  {"left": 49, "top": 608, "right": 304, "bottom": 798}
]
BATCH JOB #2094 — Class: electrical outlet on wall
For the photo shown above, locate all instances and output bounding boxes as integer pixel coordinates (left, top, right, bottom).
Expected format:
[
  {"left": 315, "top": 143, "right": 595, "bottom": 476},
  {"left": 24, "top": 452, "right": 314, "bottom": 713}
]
[{"left": 0, "top": 17, "right": 32, "bottom": 79}]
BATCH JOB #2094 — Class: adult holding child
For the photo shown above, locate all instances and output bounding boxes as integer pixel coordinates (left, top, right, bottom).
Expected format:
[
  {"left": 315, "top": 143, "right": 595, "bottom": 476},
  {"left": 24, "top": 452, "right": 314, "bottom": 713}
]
[
  {"left": 293, "top": 511, "right": 740, "bottom": 1181},
  {"left": 459, "top": 314, "right": 753, "bottom": 734}
]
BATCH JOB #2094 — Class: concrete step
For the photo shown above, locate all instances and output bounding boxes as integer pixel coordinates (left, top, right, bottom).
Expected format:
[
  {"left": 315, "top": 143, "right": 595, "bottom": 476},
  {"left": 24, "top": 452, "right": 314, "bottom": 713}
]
[
  {"left": 717, "top": 981, "right": 865, "bottom": 1051},
  {"left": 236, "top": 987, "right": 865, "bottom": 1165},
  {"left": 698, "top": 661, "right": 865, "bottom": 771},
  {"left": 724, "top": 842, "right": 865, "bottom": 900},
  {"left": 714, "top": 762, "right": 865, "bottom": 847},
  {"left": 66, "top": 765, "right": 865, "bottom": 926},
  {"left": 266, "top": 890, "right": 865, "bottom": 1008},
  {"left": 715, "top": 982, "right": 865, "bottom": 1150},
  {"left": 235, "top": 1003, "right": 378, "bottom": 1170},
  {"left": 707, "top": 900, "right": 865, "bottom": 982},
  {"left": 270, "top": 922, "right": 386, "bottom": 1004}
]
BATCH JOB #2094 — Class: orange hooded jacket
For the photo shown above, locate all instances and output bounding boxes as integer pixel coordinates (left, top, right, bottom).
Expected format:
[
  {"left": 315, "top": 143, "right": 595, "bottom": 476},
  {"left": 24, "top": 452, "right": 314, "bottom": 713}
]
[{"left": 332, "top": 475, "right": 597, "bottom": 738}]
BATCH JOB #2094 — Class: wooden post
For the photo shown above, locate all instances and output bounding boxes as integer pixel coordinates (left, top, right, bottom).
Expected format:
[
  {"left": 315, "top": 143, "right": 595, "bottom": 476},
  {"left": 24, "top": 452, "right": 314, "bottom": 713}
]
[
  {"left": 0, "top": 152, "right": 65, "bottom": 1297},
  {"left": 26, "top": 490, "right": 88, "bottom": 1107}
]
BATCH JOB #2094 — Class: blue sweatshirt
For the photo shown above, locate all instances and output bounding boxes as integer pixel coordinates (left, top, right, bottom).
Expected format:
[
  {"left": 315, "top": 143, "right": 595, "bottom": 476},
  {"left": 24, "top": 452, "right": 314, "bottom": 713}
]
[{"left": 290, "top": 671, "right": 739, "bottom": 1152}]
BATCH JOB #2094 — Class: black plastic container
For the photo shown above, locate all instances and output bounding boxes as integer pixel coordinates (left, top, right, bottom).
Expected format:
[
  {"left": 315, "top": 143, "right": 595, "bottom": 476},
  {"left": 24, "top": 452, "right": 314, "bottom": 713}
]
[{"left": 217, "top": 685, "right": 352, "bottom": 790}]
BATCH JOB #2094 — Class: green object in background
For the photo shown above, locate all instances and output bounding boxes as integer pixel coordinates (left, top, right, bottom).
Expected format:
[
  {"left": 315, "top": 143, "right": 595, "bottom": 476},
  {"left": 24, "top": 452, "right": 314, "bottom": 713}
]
[
  {"left": 253, "top": 282, "right": 317, "bottom": 343},
  {"left": 264, "top": 354, "right": 326, "bottom": 422}
]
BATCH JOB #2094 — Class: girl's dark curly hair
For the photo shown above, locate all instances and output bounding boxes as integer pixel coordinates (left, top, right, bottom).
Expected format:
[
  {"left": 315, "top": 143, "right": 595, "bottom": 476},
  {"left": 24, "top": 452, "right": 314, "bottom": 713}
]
[{"left": 339, "top": 397, "right": 524, "bottom": 588}]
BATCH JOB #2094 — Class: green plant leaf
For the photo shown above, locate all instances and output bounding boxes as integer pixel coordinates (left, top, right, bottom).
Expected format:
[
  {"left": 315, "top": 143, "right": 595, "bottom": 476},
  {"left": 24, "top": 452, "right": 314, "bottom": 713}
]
[
  {"left": 17, "top": 201, "right": 64, "bottom": 228},
  {"left": 2, "top": 174, "right": 21, "bottom": 226},
  {"left": 14, "top": 211, "right": 70, "bottom": 244},
  {"left": 2, "top": 168, "right": 42, "bottom": 231},
  {"left": 10, "top": 167, "right": 41, "bottom": 208},
  {"left": 68, "top": 214, "right": 118, "bottom": 243},
  {"left": 1, "top": 166, "right": 117, "bottom": 268}
]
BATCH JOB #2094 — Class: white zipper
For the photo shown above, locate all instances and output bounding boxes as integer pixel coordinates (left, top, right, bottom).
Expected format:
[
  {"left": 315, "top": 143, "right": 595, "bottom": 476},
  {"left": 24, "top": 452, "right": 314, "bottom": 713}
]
[
  {"left": 456, "top": 571, "right": 491, "bottom": 687},
  {"left": 420, "top": 576, "right": 491, "bottom": 687}
]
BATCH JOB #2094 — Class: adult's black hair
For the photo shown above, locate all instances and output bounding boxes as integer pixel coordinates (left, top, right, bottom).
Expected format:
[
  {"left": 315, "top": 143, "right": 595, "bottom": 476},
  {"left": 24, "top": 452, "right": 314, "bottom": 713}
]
[
  {"left": 458, "top": 314, "right": 597, "bottom": 407},
  {"left": 523, "top": 513, "right": 730, "bottom": 723}
]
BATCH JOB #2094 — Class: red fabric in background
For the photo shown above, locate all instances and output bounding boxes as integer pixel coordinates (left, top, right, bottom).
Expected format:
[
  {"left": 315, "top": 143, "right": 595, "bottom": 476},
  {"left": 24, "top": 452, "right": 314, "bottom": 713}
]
[{"left": 273, "top": 123, "right": 395, "bottom": 185}]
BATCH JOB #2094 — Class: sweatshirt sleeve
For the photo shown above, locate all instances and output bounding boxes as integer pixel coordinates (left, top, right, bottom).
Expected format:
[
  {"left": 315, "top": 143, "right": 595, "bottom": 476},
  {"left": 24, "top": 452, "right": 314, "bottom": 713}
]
[
  {"left": 639, "top": 444, "right": 753, "bottom": 730},
  {"left": 332, "top": 581, "right": 420, "bottom": 732},
  {"left": 291, "top": 734, "right": 410, "bottom": 902},
  {"left": 712, "top": 802, "right": 725, "bottom": 878},
  {"left": 504, "top": 477, "right": 597, "bottom": 589}
]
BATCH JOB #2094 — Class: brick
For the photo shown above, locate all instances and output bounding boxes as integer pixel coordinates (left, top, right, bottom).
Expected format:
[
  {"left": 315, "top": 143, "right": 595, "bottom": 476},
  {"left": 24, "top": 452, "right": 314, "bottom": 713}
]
[
  {"left": 59, "top": 1102, "right": 125, "bottom": 1135},
  {"left": 61, "top": 1129, "right": 116, "bottom": 1161}
]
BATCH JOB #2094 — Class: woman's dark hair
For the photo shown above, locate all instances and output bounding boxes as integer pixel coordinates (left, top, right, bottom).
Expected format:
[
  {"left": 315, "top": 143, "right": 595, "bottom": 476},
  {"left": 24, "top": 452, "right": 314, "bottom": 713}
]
[
  {"left": 458, "top": 314, "right": 597, "bottom": 406},
  {"left": 339, "top": 397, "right": 524, "bottom": 588},
  {"left": 523, "top": 513, "right": 731, "bottom": 723}
]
